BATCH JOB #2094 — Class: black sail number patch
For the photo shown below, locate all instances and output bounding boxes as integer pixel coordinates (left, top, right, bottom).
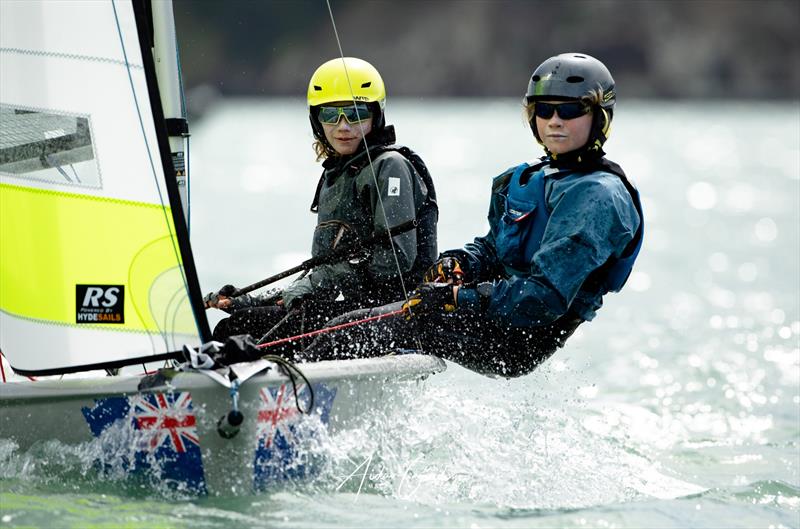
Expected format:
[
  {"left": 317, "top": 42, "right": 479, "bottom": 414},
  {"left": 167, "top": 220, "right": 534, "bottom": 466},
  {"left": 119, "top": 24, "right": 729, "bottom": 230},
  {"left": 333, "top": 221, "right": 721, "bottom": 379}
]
[{"left": 76, "top": 285, "right": 125, "bottom": 324}]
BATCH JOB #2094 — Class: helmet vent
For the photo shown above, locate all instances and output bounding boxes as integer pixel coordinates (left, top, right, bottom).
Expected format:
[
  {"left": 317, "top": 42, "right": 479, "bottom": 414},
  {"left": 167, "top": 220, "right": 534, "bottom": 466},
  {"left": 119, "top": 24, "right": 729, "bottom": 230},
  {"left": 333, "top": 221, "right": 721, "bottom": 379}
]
[
  {"left": 314, "top": 85, "right": 322, "bottom": 91},
  {"left": 361, "top": 82, "right": 372, "bottom": 88},
  {"left": 566, "top": 76, "right": 584, "bottom": 83},
  {"left": 531, "top": 75, "right": 540, "bottom": 82}
]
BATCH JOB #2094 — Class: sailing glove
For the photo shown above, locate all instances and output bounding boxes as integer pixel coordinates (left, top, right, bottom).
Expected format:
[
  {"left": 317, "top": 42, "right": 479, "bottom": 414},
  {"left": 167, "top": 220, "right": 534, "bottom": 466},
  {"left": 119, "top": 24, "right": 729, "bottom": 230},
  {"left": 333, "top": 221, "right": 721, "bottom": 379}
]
[
  {"left": 422, "top": 257, "right": 464, "bottom": 284},
  {"left": 204, "top": 284, "right": 238, "bottom": 312},
  {"left": 402, "top": 283, "right": 457, "bottom": 317}
]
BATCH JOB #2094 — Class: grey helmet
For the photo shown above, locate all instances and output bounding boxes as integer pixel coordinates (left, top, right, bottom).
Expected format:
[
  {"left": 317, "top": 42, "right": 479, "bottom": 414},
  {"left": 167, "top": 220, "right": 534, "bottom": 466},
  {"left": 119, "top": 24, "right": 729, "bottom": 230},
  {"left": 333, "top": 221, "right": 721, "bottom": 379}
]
[{"left": 526, "top": 53, "right": 616, "bottom": 157}]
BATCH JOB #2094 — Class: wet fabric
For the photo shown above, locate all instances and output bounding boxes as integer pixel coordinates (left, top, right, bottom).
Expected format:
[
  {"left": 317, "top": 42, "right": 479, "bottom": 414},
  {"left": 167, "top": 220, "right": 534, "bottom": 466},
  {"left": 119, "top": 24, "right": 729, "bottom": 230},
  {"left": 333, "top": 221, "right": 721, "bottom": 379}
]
[
  {"left": 212, "top": 298, "right": 361, "bottom": 354},
  {"left": 448, "top": 156, "right": 641, "bottom": 327},
  {"left": 281, "top": 146, "right": 437, "bottom": 309},
  {"left": 300, "top": 303, "right": 583, "bottom": 378},
  {"left": 214, "top": 141, "right": 437, "bottom": 343}
]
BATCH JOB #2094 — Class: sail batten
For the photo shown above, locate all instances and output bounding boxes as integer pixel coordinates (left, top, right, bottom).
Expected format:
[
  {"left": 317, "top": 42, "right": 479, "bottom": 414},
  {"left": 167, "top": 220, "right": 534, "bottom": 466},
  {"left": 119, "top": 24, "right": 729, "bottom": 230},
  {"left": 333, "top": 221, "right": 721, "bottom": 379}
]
[{"left": 0, "top": 0, "right": 208, "bottom": 374}]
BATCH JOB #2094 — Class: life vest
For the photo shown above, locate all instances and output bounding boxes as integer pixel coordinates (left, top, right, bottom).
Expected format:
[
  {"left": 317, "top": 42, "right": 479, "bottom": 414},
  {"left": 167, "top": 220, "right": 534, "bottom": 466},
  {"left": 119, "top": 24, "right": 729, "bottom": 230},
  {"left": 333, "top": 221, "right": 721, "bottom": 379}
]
[
  {"left": 310, "top": 144, "right": 437, "bottom": 215},
  {"left": 495, "top": 158, "right": 643, "bottom": 293},
  {"left": 308, "top": 143, "right": 439, "bottom": 281}
]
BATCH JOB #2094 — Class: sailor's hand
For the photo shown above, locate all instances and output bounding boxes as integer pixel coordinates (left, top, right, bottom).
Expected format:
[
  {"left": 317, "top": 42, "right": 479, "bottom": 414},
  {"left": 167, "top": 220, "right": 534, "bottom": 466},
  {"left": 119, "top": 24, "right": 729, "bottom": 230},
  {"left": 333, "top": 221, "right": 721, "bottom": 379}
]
[
  {"left": 402, "top": 283, "right": 458, "bottom": 317},
  {"left": 422, "top": 257, "right": 465, "bottom": 284},
  {"left": 203, "top": 285, "right": 237, "bottom": 311},
  {"left": 208, "top": 296, "right": 232, "bottom": 310}
]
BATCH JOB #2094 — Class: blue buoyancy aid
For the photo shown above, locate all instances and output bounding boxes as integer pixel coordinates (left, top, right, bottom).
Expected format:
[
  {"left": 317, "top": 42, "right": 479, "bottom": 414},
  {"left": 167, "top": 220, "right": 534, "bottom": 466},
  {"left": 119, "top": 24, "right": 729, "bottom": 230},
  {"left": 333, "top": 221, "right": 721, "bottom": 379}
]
[{"left": 495, "top": 159, "right": 644, "bottom": 294}]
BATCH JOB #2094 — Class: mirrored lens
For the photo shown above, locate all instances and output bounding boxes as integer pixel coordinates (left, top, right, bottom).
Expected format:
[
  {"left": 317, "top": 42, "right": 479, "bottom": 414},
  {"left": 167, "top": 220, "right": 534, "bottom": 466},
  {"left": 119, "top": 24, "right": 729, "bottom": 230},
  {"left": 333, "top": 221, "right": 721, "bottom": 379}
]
[
  {"left": 534, "top": 102, "right": 590, "bottom": 120},
  {"left": 317, "top": 104, "right": 372, "bottom": 124}
]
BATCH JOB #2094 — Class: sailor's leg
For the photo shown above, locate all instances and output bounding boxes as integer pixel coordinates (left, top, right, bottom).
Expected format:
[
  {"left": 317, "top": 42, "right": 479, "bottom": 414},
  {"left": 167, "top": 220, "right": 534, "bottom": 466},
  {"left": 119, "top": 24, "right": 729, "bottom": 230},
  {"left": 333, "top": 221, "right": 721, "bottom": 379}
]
[
  {"left": 300, "top": 302, "right": 412, "bottom": 361},
  {"left": 417, "top": 310, "right": 584, "bottom": 378},
  {"left": 211, "top": 305, "right": 289, "bottom": 342}
]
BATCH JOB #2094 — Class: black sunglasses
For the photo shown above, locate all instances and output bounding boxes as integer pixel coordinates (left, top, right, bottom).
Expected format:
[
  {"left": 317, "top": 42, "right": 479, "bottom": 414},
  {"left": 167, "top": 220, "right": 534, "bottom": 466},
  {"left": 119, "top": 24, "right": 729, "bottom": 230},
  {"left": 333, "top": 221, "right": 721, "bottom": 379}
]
[{"left": 533, "top": 101, "right": 591, "bottom": 120}]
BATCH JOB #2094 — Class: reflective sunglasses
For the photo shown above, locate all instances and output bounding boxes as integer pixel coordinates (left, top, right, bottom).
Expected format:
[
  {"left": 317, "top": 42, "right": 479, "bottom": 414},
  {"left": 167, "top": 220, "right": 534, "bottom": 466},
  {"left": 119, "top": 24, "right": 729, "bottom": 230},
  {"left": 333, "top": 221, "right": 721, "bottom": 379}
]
[
  {"left": 533, "top": 101, "right": 591, "bottom": 120},
  {"left": 317, "top": 104, "right": 372, "bottom": 125}
]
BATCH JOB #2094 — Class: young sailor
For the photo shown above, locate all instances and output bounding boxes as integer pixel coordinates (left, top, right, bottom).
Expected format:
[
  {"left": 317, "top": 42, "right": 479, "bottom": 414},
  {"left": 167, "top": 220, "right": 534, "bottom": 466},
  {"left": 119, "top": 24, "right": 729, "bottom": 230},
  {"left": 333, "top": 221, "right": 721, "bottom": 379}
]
[
  {"left": 303, "top": 53, "right": 643, "bottom": 378},
  {"left": 207, "top": 57, "right": 438, "bottom": 346}
]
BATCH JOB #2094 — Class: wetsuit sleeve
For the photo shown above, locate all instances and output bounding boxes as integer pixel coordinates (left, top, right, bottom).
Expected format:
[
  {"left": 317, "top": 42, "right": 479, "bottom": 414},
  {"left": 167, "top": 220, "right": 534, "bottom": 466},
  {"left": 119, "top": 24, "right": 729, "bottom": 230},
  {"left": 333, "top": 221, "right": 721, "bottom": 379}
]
[
  {"left": 466, "top": 175, "right": 640, "bottom": 326},
  {"left": 365, "top": 154, "right": 419, "bottom": 277},
  {"left": 282, "top": 260, "right": 354, "bottom": 308},
  {"left": 229, "top": 290, "right": 280, "bottom": 310}
]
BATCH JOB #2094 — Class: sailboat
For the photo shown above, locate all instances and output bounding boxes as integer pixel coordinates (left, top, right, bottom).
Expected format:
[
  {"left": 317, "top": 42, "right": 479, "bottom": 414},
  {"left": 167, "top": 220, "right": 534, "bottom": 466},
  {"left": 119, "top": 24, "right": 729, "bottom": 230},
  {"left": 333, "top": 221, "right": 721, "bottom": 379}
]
[{"left": 0, "top": 0, "right": 444, "bottom": 495}]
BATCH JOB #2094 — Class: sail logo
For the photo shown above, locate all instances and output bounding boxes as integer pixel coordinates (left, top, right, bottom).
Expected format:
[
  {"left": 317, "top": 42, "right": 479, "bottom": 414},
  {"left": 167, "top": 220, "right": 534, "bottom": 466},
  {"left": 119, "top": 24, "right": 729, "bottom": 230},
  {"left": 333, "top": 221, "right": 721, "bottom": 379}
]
[{"left": 76, "top": 284, "right": 124, "bottom": 323}]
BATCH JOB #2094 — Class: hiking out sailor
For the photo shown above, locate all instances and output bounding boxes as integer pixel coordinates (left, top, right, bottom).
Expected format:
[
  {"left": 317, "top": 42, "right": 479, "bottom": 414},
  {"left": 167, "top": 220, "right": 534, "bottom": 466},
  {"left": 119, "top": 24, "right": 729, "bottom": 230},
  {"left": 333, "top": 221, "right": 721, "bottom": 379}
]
[
  {"left": 303, "top": 53, "right": 643, "bottom": 378},
  {"left": 206, "top": 57, "right": 438, "bottom": 347}
]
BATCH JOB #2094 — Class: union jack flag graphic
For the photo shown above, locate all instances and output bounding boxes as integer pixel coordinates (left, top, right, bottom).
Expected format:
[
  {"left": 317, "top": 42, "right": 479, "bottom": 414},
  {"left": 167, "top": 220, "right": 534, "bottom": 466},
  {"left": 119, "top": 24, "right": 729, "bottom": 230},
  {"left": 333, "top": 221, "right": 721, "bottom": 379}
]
[
  {"left": 253, "top": 382, "right": 336, "bottom": 490},
  {"left": 82, "top": 391, "right": 206, "bottom": 494},
  {"left": 132, "top": 392, "right": 199, "bottom": 453},
  {"left": 256, "top": 383, "right": 303, "bottom": 449}
]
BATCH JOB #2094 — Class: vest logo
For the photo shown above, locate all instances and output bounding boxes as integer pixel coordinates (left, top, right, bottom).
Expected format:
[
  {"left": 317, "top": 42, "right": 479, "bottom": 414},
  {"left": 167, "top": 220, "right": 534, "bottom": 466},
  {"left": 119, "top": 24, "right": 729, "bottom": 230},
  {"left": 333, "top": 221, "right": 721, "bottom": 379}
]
[
  {"left": 76, "top": 285, "right": 125, "bottom": 324},
  {"left": 388, "top": 177, "right": 400, "bottom": 197}
]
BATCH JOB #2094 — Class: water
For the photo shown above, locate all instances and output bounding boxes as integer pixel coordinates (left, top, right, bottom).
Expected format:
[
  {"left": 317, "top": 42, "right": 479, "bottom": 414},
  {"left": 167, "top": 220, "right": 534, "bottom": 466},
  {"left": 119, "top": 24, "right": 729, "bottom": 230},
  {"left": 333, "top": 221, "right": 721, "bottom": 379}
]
[{"left": 1, "top": 100, "right": 798, "bottom": 528}]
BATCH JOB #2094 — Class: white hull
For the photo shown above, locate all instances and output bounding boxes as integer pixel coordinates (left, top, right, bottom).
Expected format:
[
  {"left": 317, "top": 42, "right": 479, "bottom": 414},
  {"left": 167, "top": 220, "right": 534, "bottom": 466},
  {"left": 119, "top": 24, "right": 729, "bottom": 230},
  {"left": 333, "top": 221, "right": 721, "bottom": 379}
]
[{"left": 0, "top": 354, "right": 445, "bottom": 495}]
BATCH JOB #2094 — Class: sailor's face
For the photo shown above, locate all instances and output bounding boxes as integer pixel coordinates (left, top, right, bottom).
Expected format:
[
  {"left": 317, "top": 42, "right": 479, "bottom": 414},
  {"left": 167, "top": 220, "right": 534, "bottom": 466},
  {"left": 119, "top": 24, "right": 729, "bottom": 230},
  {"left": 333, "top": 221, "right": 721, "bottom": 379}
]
[
  {"left": 535, "top": 101, "right": 593, "bottom": 155},
  {"left": 322, "top": 104, "right": 372, "bottom": 156}
]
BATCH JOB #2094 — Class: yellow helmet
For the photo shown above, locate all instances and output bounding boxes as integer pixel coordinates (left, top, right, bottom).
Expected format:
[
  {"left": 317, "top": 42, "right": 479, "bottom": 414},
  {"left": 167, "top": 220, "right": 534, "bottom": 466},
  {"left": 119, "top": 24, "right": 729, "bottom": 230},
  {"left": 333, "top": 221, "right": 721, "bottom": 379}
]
[{"left": 307, "top": 57, "right": 386, "bottom": 109}]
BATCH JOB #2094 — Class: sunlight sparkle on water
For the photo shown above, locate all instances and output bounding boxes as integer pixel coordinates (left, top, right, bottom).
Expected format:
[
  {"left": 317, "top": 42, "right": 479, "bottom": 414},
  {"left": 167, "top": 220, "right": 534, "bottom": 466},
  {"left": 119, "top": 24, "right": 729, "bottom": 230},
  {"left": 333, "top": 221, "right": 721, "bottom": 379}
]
[
  {"left": 686, "top": 182, "right": 717, "bottom": 210},
  {"left": 754, "top": 217, "right": 778, "bottom": 242},
  {"left": 737, "top": 263, "right": 759, "bottom": 282},
  {"left": 626, "top": 271, "right": 651, "bottom": 292}
]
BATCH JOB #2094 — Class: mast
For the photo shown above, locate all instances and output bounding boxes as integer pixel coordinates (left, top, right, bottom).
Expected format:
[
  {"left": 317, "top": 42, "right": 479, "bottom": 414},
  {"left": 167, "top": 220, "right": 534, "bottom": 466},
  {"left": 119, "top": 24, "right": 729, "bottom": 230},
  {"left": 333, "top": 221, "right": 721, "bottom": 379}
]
[{"left": 150, "top": 0, "right": 190, "bottom": 227}]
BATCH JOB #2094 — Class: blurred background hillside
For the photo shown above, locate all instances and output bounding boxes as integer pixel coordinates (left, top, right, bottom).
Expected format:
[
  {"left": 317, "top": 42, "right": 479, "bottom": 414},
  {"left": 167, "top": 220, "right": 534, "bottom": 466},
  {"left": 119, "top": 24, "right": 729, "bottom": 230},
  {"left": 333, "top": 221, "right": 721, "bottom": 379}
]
[{"left": 174, "top": 0, "right": 799, "bottom": 117}]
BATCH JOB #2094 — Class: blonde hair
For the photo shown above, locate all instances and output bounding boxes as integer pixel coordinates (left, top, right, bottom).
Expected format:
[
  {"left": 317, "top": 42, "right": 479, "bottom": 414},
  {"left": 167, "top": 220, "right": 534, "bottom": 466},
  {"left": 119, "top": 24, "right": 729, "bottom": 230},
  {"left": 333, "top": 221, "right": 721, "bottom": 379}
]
[
  {"left": 523, "top": 88, "right": 604, "bottom": 124},
  {"left": 312, "top": 139, "right": 337, "bottom": 162}
]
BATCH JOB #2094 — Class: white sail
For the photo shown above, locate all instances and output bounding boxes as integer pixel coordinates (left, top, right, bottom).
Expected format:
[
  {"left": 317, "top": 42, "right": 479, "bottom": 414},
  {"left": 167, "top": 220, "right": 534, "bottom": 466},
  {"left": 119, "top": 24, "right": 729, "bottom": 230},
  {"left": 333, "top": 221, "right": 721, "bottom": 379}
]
[{"left": 0, "top": 0, "right": 209, "bottom": 374}]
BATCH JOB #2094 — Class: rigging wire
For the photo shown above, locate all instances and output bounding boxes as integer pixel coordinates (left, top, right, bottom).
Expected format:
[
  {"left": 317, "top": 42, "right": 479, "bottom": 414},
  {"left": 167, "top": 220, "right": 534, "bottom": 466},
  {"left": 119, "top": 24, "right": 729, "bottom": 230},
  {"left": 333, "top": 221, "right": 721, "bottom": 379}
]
[{"left": 323, "top": 0, "right": 423, "bottom": 340}]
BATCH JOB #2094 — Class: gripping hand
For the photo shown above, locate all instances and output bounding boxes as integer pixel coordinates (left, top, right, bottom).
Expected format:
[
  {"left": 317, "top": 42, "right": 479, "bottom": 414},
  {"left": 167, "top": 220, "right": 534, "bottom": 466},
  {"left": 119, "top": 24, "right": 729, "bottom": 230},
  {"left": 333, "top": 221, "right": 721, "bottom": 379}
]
[
  {"left": 402, "top": 283, "right": 457, "bottom": 317},
  {"left": 422, "top": 257, "right": 464, "bottom": 284},
  {"left": 204, "top": 284, "right": 237, "bottom": 311}
]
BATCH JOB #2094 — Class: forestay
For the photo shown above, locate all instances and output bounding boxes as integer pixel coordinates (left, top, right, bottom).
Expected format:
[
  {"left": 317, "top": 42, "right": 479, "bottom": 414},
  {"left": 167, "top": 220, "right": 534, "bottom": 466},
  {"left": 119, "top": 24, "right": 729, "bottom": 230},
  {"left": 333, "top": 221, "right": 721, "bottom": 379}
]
[{"left": 0, "top": 0, "right": 209, "bottom": 375}]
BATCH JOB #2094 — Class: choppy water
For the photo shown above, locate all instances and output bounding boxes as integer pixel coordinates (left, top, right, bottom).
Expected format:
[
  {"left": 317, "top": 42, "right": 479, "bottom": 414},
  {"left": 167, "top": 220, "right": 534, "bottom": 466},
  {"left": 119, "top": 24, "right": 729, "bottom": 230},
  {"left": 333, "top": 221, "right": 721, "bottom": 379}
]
[{"left": 1, "top": 100, "right": 799, "bottom": 528}]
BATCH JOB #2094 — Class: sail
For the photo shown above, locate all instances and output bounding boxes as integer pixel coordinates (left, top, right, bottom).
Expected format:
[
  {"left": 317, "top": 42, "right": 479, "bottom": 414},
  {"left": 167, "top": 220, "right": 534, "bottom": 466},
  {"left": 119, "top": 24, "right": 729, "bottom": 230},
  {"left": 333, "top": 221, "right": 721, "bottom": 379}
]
[{"left": 0, "top": 0, "right": 210, "bottom": 375}]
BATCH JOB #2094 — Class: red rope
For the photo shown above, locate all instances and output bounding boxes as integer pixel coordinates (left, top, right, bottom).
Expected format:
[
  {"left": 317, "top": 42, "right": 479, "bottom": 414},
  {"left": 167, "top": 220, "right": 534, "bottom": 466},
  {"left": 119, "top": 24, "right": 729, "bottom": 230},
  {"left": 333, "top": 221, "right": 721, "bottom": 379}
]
[
  {"left": 0, "top": 350, "right": 36, "bottom": 382},
  {"left": 257, "top": 308, "right": 405, "bottom": 349}
]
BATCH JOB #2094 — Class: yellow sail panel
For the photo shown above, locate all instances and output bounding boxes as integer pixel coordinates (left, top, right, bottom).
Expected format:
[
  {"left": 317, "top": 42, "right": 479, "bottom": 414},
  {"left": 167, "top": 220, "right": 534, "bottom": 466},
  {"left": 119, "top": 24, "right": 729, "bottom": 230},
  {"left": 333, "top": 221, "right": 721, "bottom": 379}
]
[{"left": 0, "top": 182, "right": 196, "bottom": 335}]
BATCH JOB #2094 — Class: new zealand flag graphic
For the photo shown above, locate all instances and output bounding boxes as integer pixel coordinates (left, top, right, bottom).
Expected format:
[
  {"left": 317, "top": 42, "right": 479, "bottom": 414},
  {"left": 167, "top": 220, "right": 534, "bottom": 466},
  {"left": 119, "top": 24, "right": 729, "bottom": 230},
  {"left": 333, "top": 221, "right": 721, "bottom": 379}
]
[
  {"left": 253, "top": 382, "right": 336, "bottom": 490},
  {"left": 82, "top": 391, "right": 206, "bottom": 494}
]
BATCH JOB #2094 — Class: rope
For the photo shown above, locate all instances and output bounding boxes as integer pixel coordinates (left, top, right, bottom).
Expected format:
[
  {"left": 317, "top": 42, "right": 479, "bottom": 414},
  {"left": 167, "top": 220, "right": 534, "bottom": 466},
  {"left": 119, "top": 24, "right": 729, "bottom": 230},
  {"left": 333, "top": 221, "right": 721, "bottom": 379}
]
[
  {"left": 256, "top": 308, "right": 405, "bottom": 350},
  {"left": 323, "top": 0, "right": 423, "bottom": 349},
  {"left": 0, "top": 350, "right": 36, "bottom": 382},
  {"left": 259, "top": 354, "right": 315, "bottom": 414},
  {"left": 256, "top": 308, "right": 298, "bottom": 345}
]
